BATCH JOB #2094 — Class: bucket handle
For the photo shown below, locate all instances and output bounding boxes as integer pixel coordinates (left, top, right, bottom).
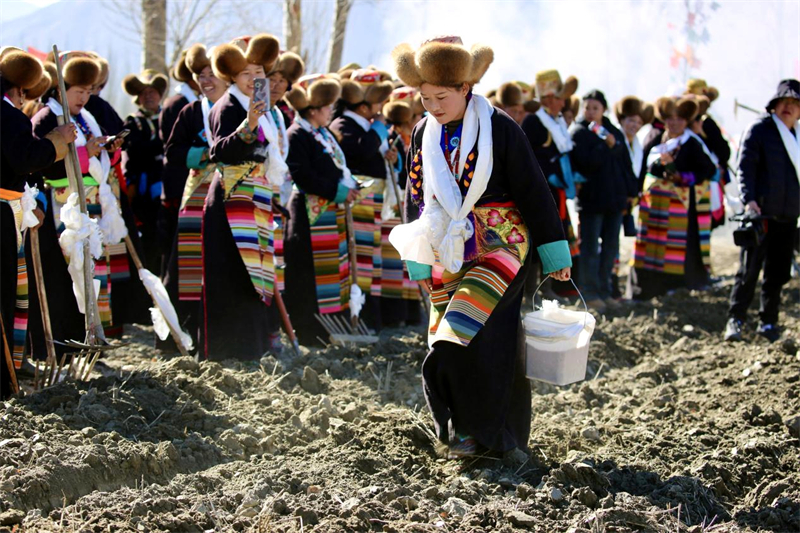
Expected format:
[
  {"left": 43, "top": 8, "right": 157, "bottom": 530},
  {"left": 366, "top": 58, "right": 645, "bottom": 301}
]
[{"left": 531, "top": 277, "right": 589, "bottom": 329}]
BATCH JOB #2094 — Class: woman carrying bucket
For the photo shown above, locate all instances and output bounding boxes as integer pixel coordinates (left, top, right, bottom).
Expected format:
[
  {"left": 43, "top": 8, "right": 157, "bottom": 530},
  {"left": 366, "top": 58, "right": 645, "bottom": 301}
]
[{"left": 388, "top": 36, "right": 571, "bottom": 459}]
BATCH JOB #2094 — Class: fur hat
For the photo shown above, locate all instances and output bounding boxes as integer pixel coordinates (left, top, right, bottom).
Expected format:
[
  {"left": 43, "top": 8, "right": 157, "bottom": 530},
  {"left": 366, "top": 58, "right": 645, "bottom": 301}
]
[
  {"left": 640, "top": 102, "right": 655, "bottom": 125},
  {"left": 392, "top": 36, "right": 493, "bottom": 88},
  {"left": 654, "top": 96, "right": 677, "bottom": 122},
  {"left": 64, "top": 56, "right": 101, "bottom": 87},
  {"left": 122, "top": 69, "right": 169, "bottom": 98},
  {"left": 564, "top": 95, "right": 580, "bottom": 117},
  {"left": 186, "top": 44, "right": 212, "bottom": 76},
  {"left": 523, "top": 99, "right": 541, "bottom": 114},
  {"left": 340, "top": 69, "right": 394, "bottom": 105},
  {"left": 675, "top": 96, "right": 699, "bottom": 122},
  {"left": 535, "top": 70, "right": 578, "bottom": 100},
  {"left": 85, "top": 52, "right": 110, "bottom": 86},
  {"left": 212, "top": 34, "right": 280, "bottom": 83},
  {"left": 286, "top": 74, "right": 341, "bottom": 111},
  {"left": 497, "top": 82, "right": 523, "bottom": 108},
  {"left": 683, "top": 93, "right": 711, "bottom": 118},
  {"left": 0, "top": 49, "right": 43, "bottom": 90},
  {"left": 172, "top": 49, "right": 194, "bottom": 83},
  {"left": 269, "top": 51, "right": 305, "bottom": 84},
  {"left": 686, "top": 78, "right": 719, "bottom": 103},
  {"left": 25, "top": 68, "right": 52, "bottom": 100},
  {"left": 382, "top": 100, "right": 412, "bottom": 125},
  {"left": 389, "top": 86, "right": 424, "bottom": 115}
]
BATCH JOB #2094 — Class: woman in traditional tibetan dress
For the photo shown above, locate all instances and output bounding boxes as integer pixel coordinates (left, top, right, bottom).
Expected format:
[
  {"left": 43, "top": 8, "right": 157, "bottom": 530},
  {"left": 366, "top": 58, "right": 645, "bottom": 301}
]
[
  {"left": 627, "top": 96, "right": 717, "bottom": 300},
  {"left": 31, "top": 55, "right": 131, "bottom": 341},
  {"left": 381, "top": 92, "right": 423, "bottom": 325},
  {"left": 161, "top": 44, "right": 227, "bottom": 348},
  {"left": 389, "top": 37, "right": 571, "bottom": 458},
  {"left": 1, "top": 48, "right": 73, "bottom": 395},
  {"left": 201, "top": 34, "right": 282, "bottom": 360},
  {"left": 283, "top": 75, "right": 359, "bottom": 347},
  {"left": 329, "top": 70, "right": 395, "bottom": 330},
  {"left": 265, "top": 52, "right": 305, "bottom": 294}
]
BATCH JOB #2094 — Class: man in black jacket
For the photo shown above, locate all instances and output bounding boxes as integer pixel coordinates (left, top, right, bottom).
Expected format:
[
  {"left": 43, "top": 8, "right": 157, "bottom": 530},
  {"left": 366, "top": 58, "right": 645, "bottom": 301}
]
[{"left": 725, "top": 79, "right": 800, "bottom": 342}]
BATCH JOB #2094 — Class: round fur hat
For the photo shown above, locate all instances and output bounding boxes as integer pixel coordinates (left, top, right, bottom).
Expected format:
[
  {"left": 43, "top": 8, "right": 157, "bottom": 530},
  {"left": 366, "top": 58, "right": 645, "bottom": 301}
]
[
  {"left": 523, "top": 99, "right": 541, "bottom": 114},
  {"left": 186, "top": 44, "right": 212, "bottom": 76},
  {"left": 389, "top": 86, "right": 424, "bottom": 115},
  {"left": 269, "top": 51, "right": 305, "bottom": 84},
  {"left": 0, "top": 49, "right": 43, "bottom": 90},
  {"left": 340, "top": 68, "right": 394, "bottom": 105},
  {"left": 614, "top": 95, "right": 643, "bottom": 122},
  {"left": 640, "top": 102, "right": 655, "bottom": 125},
  {"left": 534, "top": 70, "right": 578, "bottom": 100},
  {"left": 497, "top": 82, "right": 523, "bottom": 108},
  {"left": 675, "top": 96, "right": 699, "bottom": 122},
  {"left": 654, "top": 96, "right": 677, "bottom": 122},
  {"left": 392, "top": 36, "right": 493, "bottom": 88},
  {"left": 286, "top": 74, "right": 341, "bottom": 111},
  {"left": 337, "top": 62, "right": 361, "bottom": 81},
  {"left": 25, "top": 68, "right": 52, "bottom": 100},
  {"left": 64, "top": 56, "right": 101, "bottom": 87},
  {"left": 686, "top": 78, "right": 719, "bottom": 103},
  {"left": 212, "top": 34, "right": 281, "bottom": 83},
  {"left": 122, "top": 69, "right": 169, "bottom": 97},
  {"left": 172, "top": 49, "right": 194, "bottom": 82},
  {"left": 86, "top": 52, "right": 110, "bottom": 86},
  {"left": 382, "top": 100, "right": 412, "bottom": 125},
  {"left": 565, "top": 94, "right": 580, "bottom": 117}
]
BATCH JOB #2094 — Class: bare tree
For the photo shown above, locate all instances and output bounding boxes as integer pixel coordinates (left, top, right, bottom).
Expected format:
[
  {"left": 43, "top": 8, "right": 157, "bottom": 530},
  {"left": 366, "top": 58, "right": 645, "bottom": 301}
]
[
  {"left": 167, "top": 0, "right": 225, "bottom": 68},
  {"left": 142, "top": 0, "right": 167, "bottom": 73},
  {"left": 326, "top": 0, "right": 353, "bottom": 73},
  {"left": 283, "top": 0, "right": 302, "bottom": 54}
]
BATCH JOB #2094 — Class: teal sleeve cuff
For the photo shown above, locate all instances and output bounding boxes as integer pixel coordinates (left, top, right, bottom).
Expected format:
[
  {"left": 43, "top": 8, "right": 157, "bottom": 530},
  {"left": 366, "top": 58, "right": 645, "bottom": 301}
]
[
  {"left": 406, "top": 260, "right": 432, "bottom": 280},
  {"left": 370, "top": 121, "right": 389, "bottom": 143},
  {"left": 186, "top": 146, "right": 208, "bottom": 169},
  {"left": 537, "top": 240, "right": 572, "bottom": 274},
  {"left": 36, "top": 191, "right": 48, "bottom": 212},
  {"left": 333, "top": 183, "right": 350, "bottom": 204}
]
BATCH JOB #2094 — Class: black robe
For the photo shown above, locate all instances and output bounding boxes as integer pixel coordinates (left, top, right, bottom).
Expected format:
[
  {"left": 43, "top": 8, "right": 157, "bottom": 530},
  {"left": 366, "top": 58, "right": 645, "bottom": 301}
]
[
  {"left": 1, "top": 100, "right": 57, "bottom": 398},
  {"left": 405, "top": 109, "right": 567, "bottom": 453},
  {"left": 31, "top": 105, "right": 151, "bottom": 333},
  {"left": 157, "top": 94, "right": 195, "bottom": 277},
  {"left": 85, "top": 94, "right": 125, "bottom": 136},
  {"left": 329, "top": 115, "right": 386, "bottom": 178},
  {"left": 162, "top": 100, "right": 208, "bottom": 348},
  {"left": 284, "top": 124, "right": 346, "bottom": 347},
  {"left": 201, "top": 90, "right": 278, "bottom": 361},
  {"left": 123, "top": 109, "right": 163, "bottom": 273}
]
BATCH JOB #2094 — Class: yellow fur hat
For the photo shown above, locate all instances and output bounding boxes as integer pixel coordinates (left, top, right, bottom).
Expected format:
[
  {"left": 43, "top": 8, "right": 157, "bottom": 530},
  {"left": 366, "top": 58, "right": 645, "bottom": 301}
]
[
  {"left": 392, "top": 36, "right": 493, "bottom": 88},
  {"left": 212, "top": 34, "right": 280, "bottom": 83},
  {"left": 534, "top": 70, "right": 578, "bottom": 100},
  {"left": 686, "top": 78, "right": 719, "bottom": 103}
]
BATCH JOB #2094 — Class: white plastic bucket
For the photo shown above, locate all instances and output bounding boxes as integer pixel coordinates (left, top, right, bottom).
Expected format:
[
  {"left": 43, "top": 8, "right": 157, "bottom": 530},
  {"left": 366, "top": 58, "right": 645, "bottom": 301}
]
[{"left": 523, "top": 278, "right": 595, "bottom": 385}]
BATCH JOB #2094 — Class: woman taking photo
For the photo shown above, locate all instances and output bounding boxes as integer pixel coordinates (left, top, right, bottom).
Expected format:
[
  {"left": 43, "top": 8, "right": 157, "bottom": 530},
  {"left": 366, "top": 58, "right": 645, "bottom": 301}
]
[
  {"left": 161, "top": 43, "right": 227, "bottom": 347},
  {"left": 628, "top": 96, "right": 717, "bottom": 300},
  {"left": 283, "top": 75, "right": 359, "bottom": 347},
  {"left": 201, "top": 34, "right": 282, "bottom": 360},
  {"left": 389, "top": 36, "right": 571, "bottom": 458}
]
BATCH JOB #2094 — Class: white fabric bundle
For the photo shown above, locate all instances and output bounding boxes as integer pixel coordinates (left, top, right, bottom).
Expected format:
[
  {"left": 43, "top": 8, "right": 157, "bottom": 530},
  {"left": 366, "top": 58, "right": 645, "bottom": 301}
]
[
  {"left": 138, "top": 268, "right": 194, "bottom": 352},
  {"left": 20, "top": 183, "right": 40, "bottom": 231},
  {"left": 229, "top": 84, "right": 288, "bottom": 186},
  {"left": 535, "top": 107, "right": 573, "bottom": 153},
  {"left": 349, "top": 283, "right": 365, "bottom": 319},
  {"left": 58, "top": 193, "right": 103, "bottom": 314},
  {"left": 389, "top": 94, "right": 494, "bottom": 273}
]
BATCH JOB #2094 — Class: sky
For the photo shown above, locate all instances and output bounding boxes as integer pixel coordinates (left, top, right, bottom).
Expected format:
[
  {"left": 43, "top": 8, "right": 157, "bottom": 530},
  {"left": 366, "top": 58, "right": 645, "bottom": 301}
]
[{"left": 2, "top": 0, "right": 799, "bottom": 147}]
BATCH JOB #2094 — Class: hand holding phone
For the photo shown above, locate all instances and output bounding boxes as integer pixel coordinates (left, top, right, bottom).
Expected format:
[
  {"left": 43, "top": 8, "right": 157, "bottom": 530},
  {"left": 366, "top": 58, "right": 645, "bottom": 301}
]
[{"left": 253, "top": 78, "right": 269, "bottom": 106}]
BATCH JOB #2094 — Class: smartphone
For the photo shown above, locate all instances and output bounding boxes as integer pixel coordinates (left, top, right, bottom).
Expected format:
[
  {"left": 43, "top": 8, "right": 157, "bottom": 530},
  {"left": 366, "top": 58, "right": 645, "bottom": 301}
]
[
  {"left": 102, "top": 128, "right": 131, "bottom": 146},
  {"left": 253, "top": 78, "right": 269, "bottom": 106}
]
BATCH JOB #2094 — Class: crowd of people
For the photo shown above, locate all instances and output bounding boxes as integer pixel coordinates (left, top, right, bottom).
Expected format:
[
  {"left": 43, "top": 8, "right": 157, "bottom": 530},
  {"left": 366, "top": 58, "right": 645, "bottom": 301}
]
[{"left": 1, "top": 35, "right": 798, "bottom": 459}]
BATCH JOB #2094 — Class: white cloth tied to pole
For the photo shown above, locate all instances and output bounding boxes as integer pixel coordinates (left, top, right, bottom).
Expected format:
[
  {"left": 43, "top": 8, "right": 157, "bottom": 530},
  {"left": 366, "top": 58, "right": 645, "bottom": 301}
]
[
  {"left": 58, "top": 193, "right": 103, "bottom": 314},
  {"left": 20, "top": 183, "right": 40, "bottom": 231},
  {"left": 46, "top": 99, "right": 128, "bottom": 245},
  {"left": 138, "top": 268, "right": 194, "bottom": 352},
  {"left": 229, "top": 84, "right": 288, "bottom": 186},
  {"left": 349, "top": 284, "right": 365, "bottom": 319},
  {"left": 389, "top": 94, "right": 494, "bottom": 273}
]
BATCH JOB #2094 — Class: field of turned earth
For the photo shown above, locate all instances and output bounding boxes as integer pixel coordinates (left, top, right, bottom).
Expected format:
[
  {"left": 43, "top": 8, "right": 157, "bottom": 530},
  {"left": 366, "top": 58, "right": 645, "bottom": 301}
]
[{"left": 1, "top": 240, "right": 799, "bottom": 533}]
